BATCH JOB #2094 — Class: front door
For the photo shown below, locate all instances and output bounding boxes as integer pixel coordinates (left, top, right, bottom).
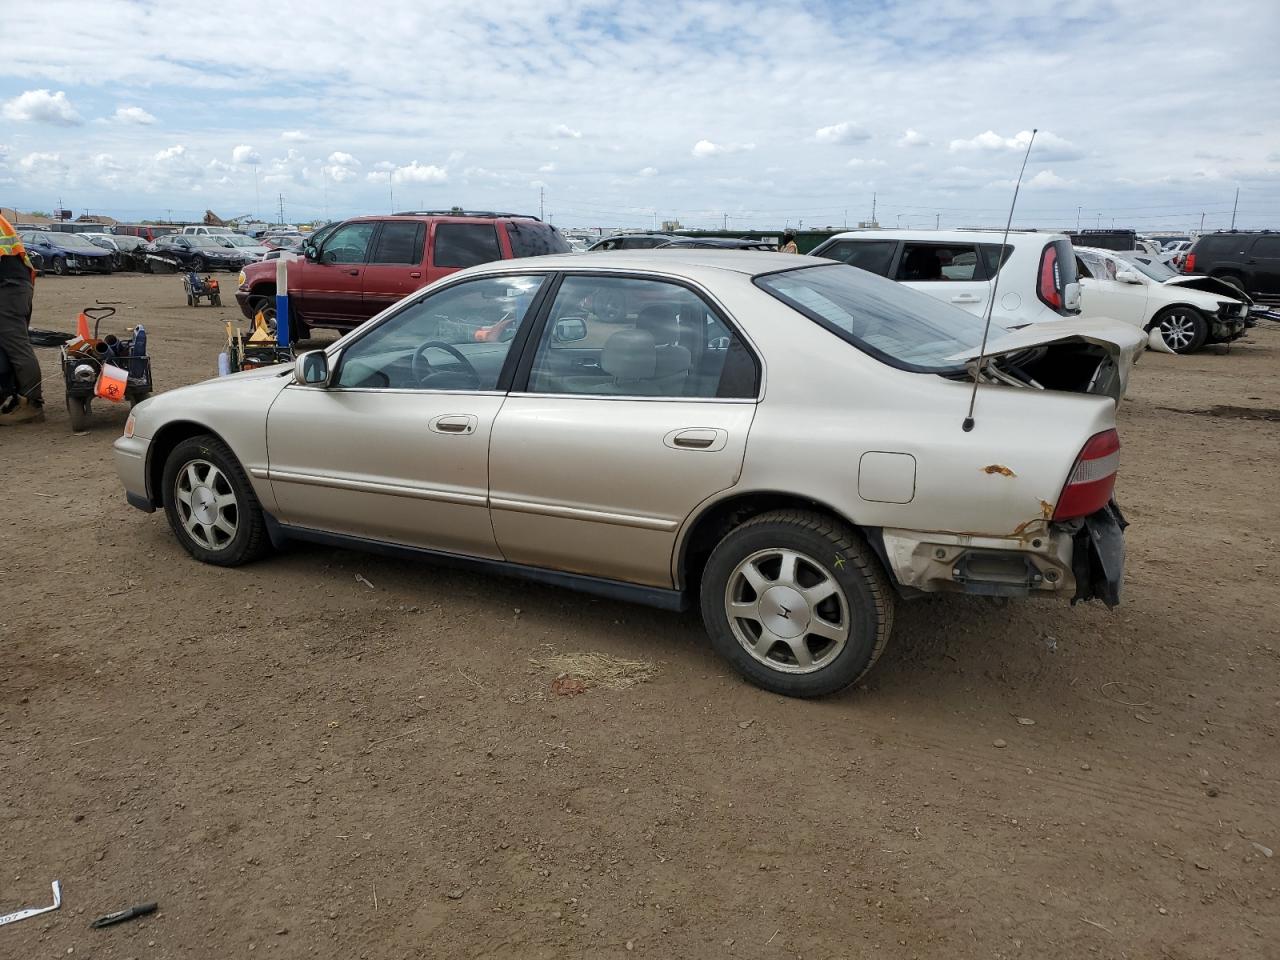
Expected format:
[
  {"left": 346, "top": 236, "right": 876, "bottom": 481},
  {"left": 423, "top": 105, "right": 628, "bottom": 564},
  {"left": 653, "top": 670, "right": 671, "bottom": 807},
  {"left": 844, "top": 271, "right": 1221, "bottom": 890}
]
[
  {"left": 266, "top": 273, "right": 549, "bottom": 556},
  {"left": 1077, "top": 251, "right": 1149, "bottom": 328},
  {"left": 360, "top": 220, "right": 429, "bottom": 316},
  {"left": 297, "top": 220, "right": 378, "bottom": 325},
  {"left": 489, "top": 274, "right": 761, "bottom": 587}
]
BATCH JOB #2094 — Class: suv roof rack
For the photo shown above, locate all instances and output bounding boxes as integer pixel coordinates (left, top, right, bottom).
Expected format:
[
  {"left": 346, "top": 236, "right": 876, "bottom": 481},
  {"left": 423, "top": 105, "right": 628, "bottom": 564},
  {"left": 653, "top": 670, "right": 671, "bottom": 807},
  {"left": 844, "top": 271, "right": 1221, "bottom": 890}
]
[
  {"left": 392, "top": 210, "right": 542, "bottom": 221},
  {"left": 1209, "top": 228, "right": 1276, "bottom": 234}
]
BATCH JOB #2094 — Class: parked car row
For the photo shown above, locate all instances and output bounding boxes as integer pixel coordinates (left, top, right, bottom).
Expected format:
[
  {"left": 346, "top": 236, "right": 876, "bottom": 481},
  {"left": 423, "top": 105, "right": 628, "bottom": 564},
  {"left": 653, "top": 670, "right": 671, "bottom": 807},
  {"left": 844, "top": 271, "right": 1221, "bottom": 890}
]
[{"left": 18, "top": 226, "right": 288, "bottom": 275}]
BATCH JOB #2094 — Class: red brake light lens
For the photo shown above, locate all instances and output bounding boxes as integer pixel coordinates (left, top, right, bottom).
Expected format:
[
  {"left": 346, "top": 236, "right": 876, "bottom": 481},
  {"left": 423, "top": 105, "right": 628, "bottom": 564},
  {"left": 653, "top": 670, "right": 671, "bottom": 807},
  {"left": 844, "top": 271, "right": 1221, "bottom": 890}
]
[
  {"left": 1038, "top": 244, "right": 1062, "bottom": 309},
  {"left": 1053, "top": 429, "right": 1119, "bottom": 521},
  {"left": 1184, "top": 252, "right": 1195, "bottom": 273}
]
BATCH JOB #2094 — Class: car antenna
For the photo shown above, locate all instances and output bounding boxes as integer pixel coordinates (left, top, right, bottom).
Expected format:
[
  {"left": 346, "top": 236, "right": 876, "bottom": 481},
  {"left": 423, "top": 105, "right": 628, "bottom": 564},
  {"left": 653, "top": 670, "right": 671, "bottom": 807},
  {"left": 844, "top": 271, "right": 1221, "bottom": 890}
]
[{"left": 962, "top": 128, "right": 1037, "bottom": 433}]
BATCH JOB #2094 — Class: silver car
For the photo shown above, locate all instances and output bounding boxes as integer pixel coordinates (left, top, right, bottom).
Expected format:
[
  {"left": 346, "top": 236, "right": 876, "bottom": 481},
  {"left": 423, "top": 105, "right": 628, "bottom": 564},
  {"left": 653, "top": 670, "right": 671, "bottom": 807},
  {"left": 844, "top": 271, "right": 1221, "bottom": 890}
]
[{"left": 114, "top": 252, "right": 1140, "bottom": 697}]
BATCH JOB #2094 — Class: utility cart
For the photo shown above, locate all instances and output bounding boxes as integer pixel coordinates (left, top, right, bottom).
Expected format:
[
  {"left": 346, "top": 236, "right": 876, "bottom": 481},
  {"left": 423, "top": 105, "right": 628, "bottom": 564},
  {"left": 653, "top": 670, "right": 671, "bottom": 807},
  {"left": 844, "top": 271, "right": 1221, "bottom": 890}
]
[{"left": 60, "top": 307, "right": 153, "bottom": 431}]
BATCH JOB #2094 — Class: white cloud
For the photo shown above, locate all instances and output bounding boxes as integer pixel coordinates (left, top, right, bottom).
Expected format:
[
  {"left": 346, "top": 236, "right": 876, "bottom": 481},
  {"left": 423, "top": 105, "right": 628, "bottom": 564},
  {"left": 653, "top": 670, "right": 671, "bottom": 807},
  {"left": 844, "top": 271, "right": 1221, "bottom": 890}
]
[
  {"left": 538, "top": 162, "right": 557, "bottom": 173},
  {"left": 638, "top": 166, "right": 658, "bottom": 177},
  {"left": 692, "top": 139, "right": 755, "bottom": 158},
  {"left": 281, "top": 130, "right": 308, "bottom": 141},
  {"left": 324, "top": 151, "right": 361, "bottom": 182},
  {"left": 2, "top": 89, "right": 82, "bottom": 126},
  {"left": 154, "top": 144, "right": 187, "bottom": 163},
  {"left": 898, "top": 128, "right": 929, "bottom": 148},
  {"left": 949, "top": 129, "right": 1082, "bottom": 161},
  {"left": 991, "top": 169, "right": 1075, "bottom": 190},
  {"left": 847, "top": 158, "right": 886, "bottom": 169},
  {"left": 19, "top": 151, "right": 61, "bottom": 172},
  {"left": 552, "top": 124, "right": 582, "bottom": 139},
  {"left": 815, "top": 122, "right": 870, "bottom": 145},
  {"left": 366, "top": 160, "right": 448, "bottom": 184},
  {"left": 232, "top": 144, "right": 261, "bottom": 164},
  {"left": 112, "top": 105, "right": 155, "bottom": 125}
]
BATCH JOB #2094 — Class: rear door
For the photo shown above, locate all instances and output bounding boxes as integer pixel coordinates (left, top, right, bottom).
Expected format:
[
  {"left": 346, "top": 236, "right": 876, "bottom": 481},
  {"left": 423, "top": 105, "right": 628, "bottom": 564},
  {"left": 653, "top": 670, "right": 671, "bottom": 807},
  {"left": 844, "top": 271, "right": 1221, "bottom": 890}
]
[
  {"left": 360, "top": 220, "right": 428, "bottom": 315},
  {"left": 1246, "top": 235, "right": 1280, "bottom": 295},
  {"left": 427, "top": 220, "right": 505, "bottom": 285},
  {"left": 895, "top": 241, "right": 989, "bottom": 316},
  {"left": 489, "top": 273, "right": 760, "bottom": 587}
]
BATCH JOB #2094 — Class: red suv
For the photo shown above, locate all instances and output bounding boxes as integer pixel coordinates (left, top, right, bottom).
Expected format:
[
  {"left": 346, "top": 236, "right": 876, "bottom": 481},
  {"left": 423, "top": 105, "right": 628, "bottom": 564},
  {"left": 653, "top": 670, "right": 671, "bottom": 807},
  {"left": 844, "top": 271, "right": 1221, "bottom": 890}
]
[{"left": 235, "top": 211, "right": 571, "bottom": 335}]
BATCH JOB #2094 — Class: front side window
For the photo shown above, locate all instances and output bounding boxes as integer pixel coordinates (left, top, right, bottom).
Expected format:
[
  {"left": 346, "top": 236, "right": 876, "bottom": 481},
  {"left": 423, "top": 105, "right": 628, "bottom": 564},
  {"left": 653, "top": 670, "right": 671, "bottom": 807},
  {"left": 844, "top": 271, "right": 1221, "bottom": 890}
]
[
  {"left": 895, "top": 243, "right": 981, "bottom": 282},
  {"left": 321, "top": 222, "right": 376, "bottom": 264},
  {"left": 333, "top": 274, "right": 545, "bottom": 391},
  {"left": 525, "top": 275, "right": 758, "bottom": 398},
  {"left": 433, "top": 223, "right": 502, "bottom": 268},
  {"left": 1250, "top": 236, "right": 1280, "bottom": 258},
  {"left": 370, "top": 221, "right": 425, "bottom": 264},
  {"left": 756, "top": 263, "right": 1003, "bottom": 373},
  {"left": 814, "top": 239, "right": 896, "bottom": 277}
]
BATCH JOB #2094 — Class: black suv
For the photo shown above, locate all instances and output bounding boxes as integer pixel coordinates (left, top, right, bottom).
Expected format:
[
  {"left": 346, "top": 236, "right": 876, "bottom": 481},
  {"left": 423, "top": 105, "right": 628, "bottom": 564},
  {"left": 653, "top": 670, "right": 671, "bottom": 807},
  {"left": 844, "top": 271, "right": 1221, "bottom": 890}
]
[{"left": 1184, "top": 231, "right": 1280, "bottom": 299}]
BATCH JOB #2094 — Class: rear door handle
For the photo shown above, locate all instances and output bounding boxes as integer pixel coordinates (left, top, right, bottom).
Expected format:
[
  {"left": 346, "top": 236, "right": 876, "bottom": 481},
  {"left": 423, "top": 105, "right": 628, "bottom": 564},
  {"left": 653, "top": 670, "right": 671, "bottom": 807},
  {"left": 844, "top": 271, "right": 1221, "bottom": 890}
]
[
  {"left": 666, "top": 427, "right": 727, "bottom": 451},
  {"left": 950, "top": 295, "right": 980, "bottom": 303},
  {"left": 429, "top": 414, "right": 478, "bottom": 435}
]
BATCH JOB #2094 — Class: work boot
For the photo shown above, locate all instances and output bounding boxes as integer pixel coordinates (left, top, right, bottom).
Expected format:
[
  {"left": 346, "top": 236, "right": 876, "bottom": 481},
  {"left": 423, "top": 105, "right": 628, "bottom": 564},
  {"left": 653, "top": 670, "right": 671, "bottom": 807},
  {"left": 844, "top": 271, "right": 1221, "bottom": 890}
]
[{"left": 0, "top": 395, "right": 45, "bottom": 425}]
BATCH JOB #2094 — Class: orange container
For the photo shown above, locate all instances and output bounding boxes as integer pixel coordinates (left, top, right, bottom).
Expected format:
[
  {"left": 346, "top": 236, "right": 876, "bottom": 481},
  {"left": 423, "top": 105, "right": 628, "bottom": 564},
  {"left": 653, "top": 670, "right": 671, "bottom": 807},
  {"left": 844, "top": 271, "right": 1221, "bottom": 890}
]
[{"left": 94, "top": 363, "right": 129, "bottom": 402}]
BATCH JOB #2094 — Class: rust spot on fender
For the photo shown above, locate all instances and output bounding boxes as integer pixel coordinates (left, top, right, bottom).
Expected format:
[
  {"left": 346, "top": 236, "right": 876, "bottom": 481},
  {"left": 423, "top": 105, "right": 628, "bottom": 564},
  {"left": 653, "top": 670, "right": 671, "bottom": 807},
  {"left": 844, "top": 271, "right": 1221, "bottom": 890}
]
[
  {"left": 981, "top": 464, "right": 1017, "bottom": 477},
  {"left": 1040, "top": 499, "right": 1054, "bottom": 518}
]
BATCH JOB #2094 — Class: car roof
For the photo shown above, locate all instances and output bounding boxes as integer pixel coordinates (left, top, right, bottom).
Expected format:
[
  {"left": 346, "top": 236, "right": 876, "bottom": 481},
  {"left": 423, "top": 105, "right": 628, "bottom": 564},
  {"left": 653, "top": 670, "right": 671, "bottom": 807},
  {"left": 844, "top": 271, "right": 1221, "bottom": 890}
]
[
  {"left": 822, "top": 228, "right": 1065, "bottom": 245},
  {"left": 485, "top": 249, "right": 824, "bottom": 278}
]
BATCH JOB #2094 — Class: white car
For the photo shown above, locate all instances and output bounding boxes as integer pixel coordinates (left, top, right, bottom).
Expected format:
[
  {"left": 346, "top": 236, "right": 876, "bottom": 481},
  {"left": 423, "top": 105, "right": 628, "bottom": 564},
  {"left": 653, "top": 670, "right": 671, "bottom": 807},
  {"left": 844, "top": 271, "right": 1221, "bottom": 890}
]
[
  {"left": 113, "top": 252, "right": 1141, "bottom": 698},
  {"left": 808, "top": 229, "right": 1082, "bottom": 328},
  {"left": 181, "top": 225, "right": 237, "bottom": 238},
  {"left": 218, "top": 234, "right": 271, "bottom": 261},
  {"left": 1074, "top": 247, "right": 1249, "bottom": 354}
]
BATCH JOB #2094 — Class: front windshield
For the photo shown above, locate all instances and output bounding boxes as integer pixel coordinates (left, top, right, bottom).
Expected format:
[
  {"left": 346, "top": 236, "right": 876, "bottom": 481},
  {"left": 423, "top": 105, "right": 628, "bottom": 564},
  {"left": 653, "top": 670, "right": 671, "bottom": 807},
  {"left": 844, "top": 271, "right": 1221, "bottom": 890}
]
[
  {"left": 221, "top": 235, "right": 255, "bottom": 247},
  {"left": 1118, "top": 253, "right": 1178, "bottom": 283},
  {"left": 58, "top": 234, "right": 103, "bottom": 251},
  {"left": 756, "top": 263, "right": 1005, "bottom": 372}
]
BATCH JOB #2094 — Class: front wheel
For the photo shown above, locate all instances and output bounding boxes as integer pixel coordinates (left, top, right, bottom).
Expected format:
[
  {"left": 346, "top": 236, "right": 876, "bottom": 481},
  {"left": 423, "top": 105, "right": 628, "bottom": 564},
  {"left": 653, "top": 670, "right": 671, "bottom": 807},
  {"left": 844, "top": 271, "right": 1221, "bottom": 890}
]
[
  {"left": 1156, "top": 306, "right": 1208, "bottom": 354},
  {"left": 161, "top": 435, "right": 271, "bottom": 566},
  {"left": 52, "top": 256, "right": 68, "bottom": 276},
  {"left": 66, "top": 395, "right": 92, "bottom": 431},
  {"left": 190, "top": 255, "right": 205, "bottom": 272},
  {"left": 700, "top": 510, "right": 894, "bottom": 698}
]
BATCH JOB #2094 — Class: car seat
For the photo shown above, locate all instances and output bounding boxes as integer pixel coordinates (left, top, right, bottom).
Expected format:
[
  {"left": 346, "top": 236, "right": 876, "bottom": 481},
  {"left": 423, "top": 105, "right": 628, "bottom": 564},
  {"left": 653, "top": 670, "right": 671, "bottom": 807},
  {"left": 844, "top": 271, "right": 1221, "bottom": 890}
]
[
  {"left": 560, "top": 327, "right": 691, "bottom": 396},
  {"left": 901, "top": 247, "right": 942, "bottom": 281}
]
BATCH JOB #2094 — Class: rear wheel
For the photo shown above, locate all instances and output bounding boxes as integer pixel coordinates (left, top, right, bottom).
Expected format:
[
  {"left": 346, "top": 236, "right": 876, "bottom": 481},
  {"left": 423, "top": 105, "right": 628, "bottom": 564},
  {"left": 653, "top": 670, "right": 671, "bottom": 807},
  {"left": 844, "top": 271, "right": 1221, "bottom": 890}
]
[
  {"left": 52, "top": 256, "right": 68, "bottom": 276},
  {"left": 1215, "top": 274, "right": 1247, "bottom": 296},
  {"left": 66, "top": 395, "right": 92, "bottom": 431},
  {"left": 1156, "top": 306, "right": 1208, "bottom": 354},
  {"left": 700, "top": 510, "right": 894, "bottom": 698},
  {"left": 190, "top": 255, "right": 205, "bottom": 272},
  {"left": 161, "top": 435, "right": 270, "bottom": 566}
]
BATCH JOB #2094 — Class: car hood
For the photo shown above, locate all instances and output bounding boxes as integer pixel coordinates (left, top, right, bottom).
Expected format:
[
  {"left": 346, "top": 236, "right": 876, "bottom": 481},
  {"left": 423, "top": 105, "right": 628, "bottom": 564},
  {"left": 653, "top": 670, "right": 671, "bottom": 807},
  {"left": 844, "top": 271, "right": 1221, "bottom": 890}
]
[
  {"left": 947, "top": 318, "right": 1150, "bottom": 404},
  {"left": 1163, "top": 274, "right": 1251, "bottom": 303}
]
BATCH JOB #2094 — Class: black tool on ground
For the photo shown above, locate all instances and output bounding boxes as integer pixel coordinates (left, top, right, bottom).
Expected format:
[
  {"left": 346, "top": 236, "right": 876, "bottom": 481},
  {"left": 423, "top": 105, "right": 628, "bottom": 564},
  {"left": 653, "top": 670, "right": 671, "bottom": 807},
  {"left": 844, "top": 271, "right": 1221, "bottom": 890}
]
[{"left": 90, "top": 902, "right": 157, "bottom": 928}]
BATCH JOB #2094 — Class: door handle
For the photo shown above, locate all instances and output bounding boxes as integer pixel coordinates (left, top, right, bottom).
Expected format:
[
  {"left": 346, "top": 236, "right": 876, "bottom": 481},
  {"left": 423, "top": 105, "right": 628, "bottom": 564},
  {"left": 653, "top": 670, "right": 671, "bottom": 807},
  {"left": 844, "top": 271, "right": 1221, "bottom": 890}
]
[
  {"left": 409, "top": 271, "right": 422, "bottom": 278},
  {"left": 347, "top": 269, "right": 360, "bottom": 276},
  {"left": 950, "top": 295, "right": 980, "bottom": 303},
  {"left": 429, "top": 414, "right": 478, "bottom": 435},
  {"left": 666, "top": 427, "right": 726, "bottom": 451},
  {"left": 1246, "top": 259, "right": 1257, "bottom": 264}
]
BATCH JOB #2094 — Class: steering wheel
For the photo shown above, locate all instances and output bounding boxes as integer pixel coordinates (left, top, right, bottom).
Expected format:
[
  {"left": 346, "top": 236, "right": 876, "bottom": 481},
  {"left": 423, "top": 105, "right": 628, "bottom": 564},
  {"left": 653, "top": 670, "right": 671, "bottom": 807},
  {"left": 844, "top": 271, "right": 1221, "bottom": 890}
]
[{"left": 411, "top": 340, "right": 481, "bottom": 386}]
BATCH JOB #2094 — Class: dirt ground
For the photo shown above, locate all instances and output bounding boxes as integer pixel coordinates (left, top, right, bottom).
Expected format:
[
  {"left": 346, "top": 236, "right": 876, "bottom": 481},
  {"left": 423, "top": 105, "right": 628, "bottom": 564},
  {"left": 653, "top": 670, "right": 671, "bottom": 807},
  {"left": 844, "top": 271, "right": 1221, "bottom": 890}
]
[{"left": 2, "top": 272, "right": 1278, "bottom": 960}]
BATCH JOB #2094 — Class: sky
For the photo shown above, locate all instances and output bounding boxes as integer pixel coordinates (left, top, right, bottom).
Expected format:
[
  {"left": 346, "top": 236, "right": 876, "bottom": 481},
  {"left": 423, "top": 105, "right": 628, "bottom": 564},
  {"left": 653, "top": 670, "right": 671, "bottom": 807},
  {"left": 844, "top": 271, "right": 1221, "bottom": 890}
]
[{"left": 3, "top": 0, "right": 1279, "bottom": 233}]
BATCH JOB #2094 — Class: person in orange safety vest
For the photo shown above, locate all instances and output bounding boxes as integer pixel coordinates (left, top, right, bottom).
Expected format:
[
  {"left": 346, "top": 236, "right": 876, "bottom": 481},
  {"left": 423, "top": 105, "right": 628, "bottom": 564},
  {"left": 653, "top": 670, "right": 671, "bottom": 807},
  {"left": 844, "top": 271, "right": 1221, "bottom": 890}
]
[{"left": 0, "top": 212, "right": 43, "bottom": 425}]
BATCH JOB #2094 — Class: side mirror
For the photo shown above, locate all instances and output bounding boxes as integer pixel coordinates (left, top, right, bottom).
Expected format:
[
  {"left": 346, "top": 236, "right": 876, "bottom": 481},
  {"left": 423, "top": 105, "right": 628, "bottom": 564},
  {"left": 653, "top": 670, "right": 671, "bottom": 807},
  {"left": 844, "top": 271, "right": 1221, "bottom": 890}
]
[
  {"left": 293, "top": 349, "right": 331, "bottom": 386},
  {"left": 552, "top": 317, "right": 588, "bottom": 343},
  {"left": 1115, "top": 270, "right": 1143, "bottom": 285},
  {"left": 303, "top": 243, "right": 318, "bottom": 261}
]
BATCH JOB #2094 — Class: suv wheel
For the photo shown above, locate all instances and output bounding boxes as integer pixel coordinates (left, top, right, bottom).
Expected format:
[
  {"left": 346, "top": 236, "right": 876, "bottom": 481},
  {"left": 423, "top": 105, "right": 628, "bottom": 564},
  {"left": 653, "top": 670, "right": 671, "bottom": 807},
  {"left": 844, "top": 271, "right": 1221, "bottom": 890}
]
[
  {"left": 161, "top": 435, "right": 270, "bottom": 566},
  {"left": 1156, "top": 306, "right": 1208, "bottom": 354},
  {"left": 1215, "top": 274, "right": 1247, "bottom": 296},
  {"left": 700, "top": 510, "right": 894, "bottom": 698}
]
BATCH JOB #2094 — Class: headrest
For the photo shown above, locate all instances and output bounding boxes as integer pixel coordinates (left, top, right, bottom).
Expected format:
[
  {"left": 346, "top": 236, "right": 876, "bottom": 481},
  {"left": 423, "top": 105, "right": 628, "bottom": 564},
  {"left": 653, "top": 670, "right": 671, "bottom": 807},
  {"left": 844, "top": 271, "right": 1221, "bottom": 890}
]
[
  {"left": 602, "top": 329, "right": 657, "bottom": 380},
  {"left": 636, "top": 302, "right": 681, "bottom": 345}
]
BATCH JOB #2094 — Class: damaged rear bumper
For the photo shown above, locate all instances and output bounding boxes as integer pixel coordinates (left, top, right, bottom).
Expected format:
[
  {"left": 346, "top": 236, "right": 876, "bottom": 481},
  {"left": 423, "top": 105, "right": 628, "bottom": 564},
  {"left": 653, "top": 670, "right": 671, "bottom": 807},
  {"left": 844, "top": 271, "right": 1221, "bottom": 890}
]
[{"left": 876, "top": 503, "right": 1126, "bottom": 607}]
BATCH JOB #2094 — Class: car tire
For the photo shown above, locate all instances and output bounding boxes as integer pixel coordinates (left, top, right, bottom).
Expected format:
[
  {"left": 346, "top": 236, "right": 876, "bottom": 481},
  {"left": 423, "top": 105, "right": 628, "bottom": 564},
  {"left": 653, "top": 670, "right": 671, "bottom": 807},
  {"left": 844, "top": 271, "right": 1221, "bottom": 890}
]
[
  {"left": 66, "top": 396, "right": 92, "bottom": 431},
  {"left": 700, "top": 510, "right": 894, "bottom": 698},
  {"left": 190, "top": 255, "right": 205, "bottom": 272},
  {"left": 1156, "top": 306, "right": 1208, "bottom": 354},
  {"left": 161, "top": 435, "right": 271, "bottom": 567},
  {"left": 52, "top": 256, "right": 67, "bottom": 276},
  {"left": 1215, "top": 274, "right": 1247, "bottom": 296}
]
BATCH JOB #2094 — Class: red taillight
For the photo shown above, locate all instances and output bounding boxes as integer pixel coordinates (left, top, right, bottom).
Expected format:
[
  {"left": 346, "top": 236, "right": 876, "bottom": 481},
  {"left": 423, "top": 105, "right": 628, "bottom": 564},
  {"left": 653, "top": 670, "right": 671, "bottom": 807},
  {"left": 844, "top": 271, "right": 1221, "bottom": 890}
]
[
  {"left": 1184, "top": 252, "right": 1195, "bottom": 273},
  {"left": 1053, "top": 429, "right": 1120, "bottom": 521},
  {"left": 1038, "top": 244, "right": 1062, "bottom": 309}
]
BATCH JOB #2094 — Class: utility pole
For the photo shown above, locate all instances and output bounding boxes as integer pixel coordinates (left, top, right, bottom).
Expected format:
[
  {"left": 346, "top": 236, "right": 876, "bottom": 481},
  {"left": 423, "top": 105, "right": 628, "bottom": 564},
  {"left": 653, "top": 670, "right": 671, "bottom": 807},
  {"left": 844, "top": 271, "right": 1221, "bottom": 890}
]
[
  {"left": 1230, "top": 187, "right": 1239, "bottom": 229},
  {"left": 1076, "top": 205, "right": 1082, "bottom": 231},
  {"left": 843, "top": 208, "right": 847, "bottom": 229},
  {"left": 277, "top": 193, "right": 285, "bottom": 225},
  {"left": 539, "top": 187, "right": 544, "bottom": 220},
  {"left": 723, "top": 212, "right": 727, "bottom": 230},
  {"left": 871, "top": 192, "right": 877, "bottom": 225},
  {"left": 935, "top": 212, "right": 940, "bottom": 230},
  {"left": 896, "top": 214, "right": 901, "bottom": 228},
  {"left": 388, "top": 172, "right": 394, "bottom": 214},
  {"left": 1199, "top": 211, "right": 1205, "bottom": 233}
]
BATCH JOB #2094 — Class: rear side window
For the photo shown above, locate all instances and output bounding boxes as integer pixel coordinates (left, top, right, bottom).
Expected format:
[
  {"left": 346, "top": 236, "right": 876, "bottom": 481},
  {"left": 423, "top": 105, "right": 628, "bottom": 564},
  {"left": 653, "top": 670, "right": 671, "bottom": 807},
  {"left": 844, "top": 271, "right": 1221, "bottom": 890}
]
[
  {"left": 895, "top": 243, "right": 981, "bottom": 282},
  {"left": 1250, "top": 236, "right": 1280, "bottom": 257},
  {"left": 433, "top": 223, "right": 502, "bottom": 268},
  {"left": 978, "top": 244, "right": 1012, "bottom": 278},
  {"left": 814, "top": 239, "right": 896, "bottom": 276},
  {"left": 1195, "top": 235, "right": 1239, "bottom": 255},
  {"left": 1037, "top": 239, "right": 1079, "bottom": 314},
  {"left": 505, "top": 220, "right": 572, "bottom": 258},
  {"left": 370, "top": 222, "right": 425, "bottom": 264}
]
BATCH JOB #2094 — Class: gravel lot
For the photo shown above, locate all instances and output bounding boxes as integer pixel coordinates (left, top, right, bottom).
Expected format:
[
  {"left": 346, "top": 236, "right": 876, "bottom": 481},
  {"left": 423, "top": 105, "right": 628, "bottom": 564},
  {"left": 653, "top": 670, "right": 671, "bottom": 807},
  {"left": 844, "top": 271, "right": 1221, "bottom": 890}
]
[{"left": 2, "top": 272, "right": 1278, "bottom": 959}]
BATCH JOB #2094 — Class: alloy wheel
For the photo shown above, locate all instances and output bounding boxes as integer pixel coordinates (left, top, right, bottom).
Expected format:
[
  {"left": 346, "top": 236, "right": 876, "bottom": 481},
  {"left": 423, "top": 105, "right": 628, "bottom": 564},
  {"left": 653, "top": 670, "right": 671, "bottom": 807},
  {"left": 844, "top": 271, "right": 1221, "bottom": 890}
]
[
  {"left": 174, "top": 459, "right": 238, "bottom": 551},
  {"left": 724, "top": 548, "right": 850, "bottom": 674},
  {"left": 1160, "top": 312, "right": 1198, "bottom": 351}
]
